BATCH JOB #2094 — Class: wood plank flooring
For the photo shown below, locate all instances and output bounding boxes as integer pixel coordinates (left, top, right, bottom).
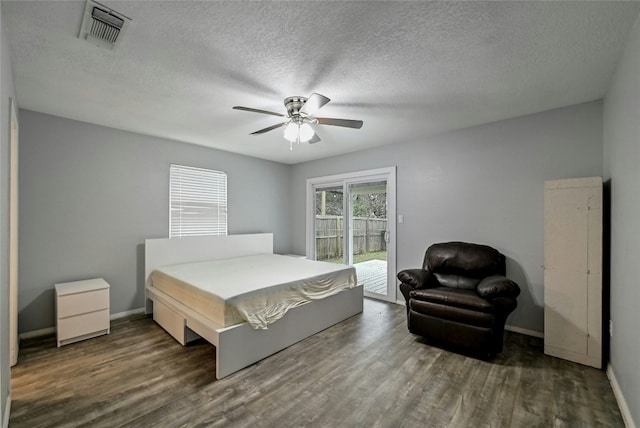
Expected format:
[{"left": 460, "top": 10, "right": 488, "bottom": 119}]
[{"left": 10, "top": 299, "right": 623, "bottom": 427}]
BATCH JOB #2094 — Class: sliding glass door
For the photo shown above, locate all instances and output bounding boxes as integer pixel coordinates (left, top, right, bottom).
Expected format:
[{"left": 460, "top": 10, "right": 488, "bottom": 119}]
[
  {"left": 307, "top": 168, "right": 396, "bottom": 302},
  {"left": 347, "top": 181, "right": 389, "bottom": 299}
]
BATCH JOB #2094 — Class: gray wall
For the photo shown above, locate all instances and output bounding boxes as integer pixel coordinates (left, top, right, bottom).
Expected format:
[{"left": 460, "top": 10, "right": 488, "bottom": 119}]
[
  {"left": 603, "top": 17, "right": 640, "bottom": 426},
  {"left": 0, "top": 1, "right": 17, "bottom": 421},
  {"left": 18, "top": 110, "right": 292, "bottom": 333},
  {"left": 290, "top": 101, "right": 604, "bottom": 334}
]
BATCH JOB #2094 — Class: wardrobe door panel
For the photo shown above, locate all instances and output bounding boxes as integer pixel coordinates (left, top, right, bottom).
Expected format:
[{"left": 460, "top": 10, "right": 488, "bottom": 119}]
[{"left": 544, "top": 177, "right": 602, "bottom": 368}]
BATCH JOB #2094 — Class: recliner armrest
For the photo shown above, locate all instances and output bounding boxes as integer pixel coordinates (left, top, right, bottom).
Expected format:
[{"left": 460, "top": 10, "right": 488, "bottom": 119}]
[
  {"left": 477, "top": 275, "right": 520, "bottom": 299},
  {"left": 397, "top": 269, "right": 432, "bottom": 289}
]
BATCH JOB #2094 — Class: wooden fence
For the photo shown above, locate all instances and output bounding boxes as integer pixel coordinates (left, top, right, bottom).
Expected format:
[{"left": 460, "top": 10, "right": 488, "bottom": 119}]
[{"left": 315, "top": 216, "right": 387, "bottom": 260}]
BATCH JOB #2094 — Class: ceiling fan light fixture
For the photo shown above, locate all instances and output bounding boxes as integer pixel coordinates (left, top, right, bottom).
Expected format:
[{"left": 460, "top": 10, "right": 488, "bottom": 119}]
[
  {"left": 283, "top": 121, "right": 315, "bottom": 144},
  {"left": 283, "top": 122, "right": 299, "bottom": 142},
  {"left": 299, "top": 122, "right": 315, "bottom": 142}
]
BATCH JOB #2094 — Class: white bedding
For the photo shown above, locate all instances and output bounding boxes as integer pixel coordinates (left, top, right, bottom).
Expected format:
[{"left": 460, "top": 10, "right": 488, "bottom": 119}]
[{"left": 149, "top": 254, "right": 357, "bottom": 329}]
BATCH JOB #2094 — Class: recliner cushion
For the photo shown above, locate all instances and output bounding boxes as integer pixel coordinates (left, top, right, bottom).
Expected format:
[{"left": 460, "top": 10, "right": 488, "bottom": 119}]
[
  {"left": 409, "top": 287, "right": 494, "bottom": 313},
  {"left": 409, "top": 303, "right": 495, "bottom": 328},
  {"left": 432, "top": 273, "right": 480, "bottom": 290},
  {"left": 423, "top": 242, "right": 505, "bottom": 284},
  {"left": 477, "top": 275, "right": 521, "bottom": 299}
]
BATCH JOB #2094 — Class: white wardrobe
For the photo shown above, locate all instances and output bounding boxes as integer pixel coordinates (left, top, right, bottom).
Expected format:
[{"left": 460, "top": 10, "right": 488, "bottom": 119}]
[{"left": 544, "top": 177, "right": 602, "bottom": 369}]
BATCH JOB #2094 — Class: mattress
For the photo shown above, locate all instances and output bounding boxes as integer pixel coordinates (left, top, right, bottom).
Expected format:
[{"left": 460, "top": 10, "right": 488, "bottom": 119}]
[{"left": 149, "top": 254, "right": 357, "bottom": 329}]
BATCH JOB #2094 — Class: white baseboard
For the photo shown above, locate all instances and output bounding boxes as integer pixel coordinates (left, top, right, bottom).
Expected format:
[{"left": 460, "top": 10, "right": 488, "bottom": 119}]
[
  {"left": 19, "top": 308, "right": 147, "bottom": 340},
  {"left": 110, "top": 307, "right": 145, "bottom": 320},
  {"left": 3, "top": 394, "right": 11, "bottom": 428},
  {"left": 505, "top": 324, "right": 544, "bottom": 339},
  {"left": 607, "top": 364, "right": 636, "bottom": 428},
  {"left": 19, "top": 327, "right": 55, "bottom": 340}
]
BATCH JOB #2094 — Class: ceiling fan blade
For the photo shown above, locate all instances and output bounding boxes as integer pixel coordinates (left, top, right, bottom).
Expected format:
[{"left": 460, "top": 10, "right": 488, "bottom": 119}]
[
  {"left": 316, "top": 117, "right": 363, "bottom": 129},
  {"left": 233, "top": 106, "right": 287, "bottom": 117},
  {"left": 300, "top": 93, "right": 330, "bottom": 116},
  {"left": 250, "top": 122, "right": 287, "bottom": 135},
  {"left": 308, "top": 133, "right": 322, "bottom": 144}
]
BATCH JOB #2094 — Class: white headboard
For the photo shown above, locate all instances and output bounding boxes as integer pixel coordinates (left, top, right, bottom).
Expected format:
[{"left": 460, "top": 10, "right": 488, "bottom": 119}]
[{"left": 144, "top": 233, "right": 274, "bottom": 280}]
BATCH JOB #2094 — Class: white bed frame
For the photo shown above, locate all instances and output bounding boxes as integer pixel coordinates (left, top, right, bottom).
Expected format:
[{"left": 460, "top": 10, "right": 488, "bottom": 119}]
[{"left": 144, "top": 233, "right": 363, "bottom": 379}]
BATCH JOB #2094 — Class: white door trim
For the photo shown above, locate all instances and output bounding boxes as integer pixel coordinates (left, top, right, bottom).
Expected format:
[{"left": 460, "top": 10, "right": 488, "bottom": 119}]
[{"left": 9, "top": 98, "right": 19, "bottom": 367}]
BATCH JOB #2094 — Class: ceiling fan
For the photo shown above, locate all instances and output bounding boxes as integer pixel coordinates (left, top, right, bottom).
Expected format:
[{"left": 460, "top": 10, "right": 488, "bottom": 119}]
[{"left": 233, "top": 93, "right": 363, "bottom": 150}]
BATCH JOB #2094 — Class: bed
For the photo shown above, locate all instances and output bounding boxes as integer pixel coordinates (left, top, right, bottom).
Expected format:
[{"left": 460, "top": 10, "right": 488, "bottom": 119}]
[{"left": 144, "top": 233, "right": 363, "bottom": 379}]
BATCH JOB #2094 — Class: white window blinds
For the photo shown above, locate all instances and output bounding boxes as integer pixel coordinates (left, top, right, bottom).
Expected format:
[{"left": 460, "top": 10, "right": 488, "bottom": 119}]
[{"left": 169, "top": 164, "right": 227, "bottom": 238}]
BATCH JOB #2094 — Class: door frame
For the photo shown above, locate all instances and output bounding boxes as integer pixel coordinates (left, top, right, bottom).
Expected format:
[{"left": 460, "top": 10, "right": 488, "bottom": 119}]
[
  {"left": 306, "top": 167, "right": 396, "bottom": 302},
  {"left": 9, "top": 98, "right": 19, "bottom": 366}
]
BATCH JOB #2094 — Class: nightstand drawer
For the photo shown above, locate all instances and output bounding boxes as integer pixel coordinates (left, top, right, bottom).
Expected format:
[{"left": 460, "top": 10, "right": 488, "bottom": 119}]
[
  {"left": 57, "top": 309, "right": 109, "bottom": 342},
  {"left": 57, "top": 288, "right": 109, "bottom": 318}
]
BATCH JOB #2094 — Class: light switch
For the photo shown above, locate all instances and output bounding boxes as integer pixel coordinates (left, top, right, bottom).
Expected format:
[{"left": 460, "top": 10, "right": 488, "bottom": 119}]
[{"left": 398, "top": 214, "right": 404, "bottom": 224}]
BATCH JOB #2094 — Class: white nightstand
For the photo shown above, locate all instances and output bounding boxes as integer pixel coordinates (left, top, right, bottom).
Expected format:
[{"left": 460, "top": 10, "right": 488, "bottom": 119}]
[{"left": 55, "top": 278, "right": 110, "bottom": 347}]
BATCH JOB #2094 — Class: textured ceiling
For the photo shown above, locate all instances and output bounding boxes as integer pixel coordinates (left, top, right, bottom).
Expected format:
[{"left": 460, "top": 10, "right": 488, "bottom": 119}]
[{"left": 3, "top": 1, "right": 639, "bottom": 164}]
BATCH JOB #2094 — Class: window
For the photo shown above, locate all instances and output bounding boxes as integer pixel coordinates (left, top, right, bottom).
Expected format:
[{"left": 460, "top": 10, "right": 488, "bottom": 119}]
[{"left": 169, "top": 164, "right": 227, "bottom": 238}]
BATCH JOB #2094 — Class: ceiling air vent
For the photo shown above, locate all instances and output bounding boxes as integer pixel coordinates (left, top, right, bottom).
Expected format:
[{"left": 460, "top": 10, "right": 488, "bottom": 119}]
[{"left": 78, "top": 0, "right": 131, "bottom": 50}]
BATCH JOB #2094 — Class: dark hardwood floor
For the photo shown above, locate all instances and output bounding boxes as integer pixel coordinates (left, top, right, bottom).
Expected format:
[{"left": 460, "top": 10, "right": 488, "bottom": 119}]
[{"left": 10, "top": 299, "right": 623, "bottom": 427}]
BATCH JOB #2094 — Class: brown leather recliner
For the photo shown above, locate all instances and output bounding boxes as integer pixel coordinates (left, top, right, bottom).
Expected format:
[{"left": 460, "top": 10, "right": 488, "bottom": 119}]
[{"left": 398, "top": 242, "right": 520, "bottom": 357}]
